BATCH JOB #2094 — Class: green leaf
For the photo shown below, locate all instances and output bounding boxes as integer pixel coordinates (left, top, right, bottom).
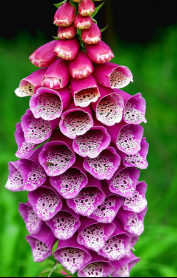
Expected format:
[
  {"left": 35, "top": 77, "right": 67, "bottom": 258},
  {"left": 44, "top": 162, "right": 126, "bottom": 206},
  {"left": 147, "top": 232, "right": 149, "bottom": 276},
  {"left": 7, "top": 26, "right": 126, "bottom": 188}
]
[
  {"left": 70, "top": 0, "right": 77, "bottom": 9},
  {"left": 100, "top": 25, "right": 108, "bottom": 33},
  {"left": 91, "top": 1, "right": 105, "bottom": 18},
  {"left": 54, "top": 0, "right": 68, "bottom": 9}
]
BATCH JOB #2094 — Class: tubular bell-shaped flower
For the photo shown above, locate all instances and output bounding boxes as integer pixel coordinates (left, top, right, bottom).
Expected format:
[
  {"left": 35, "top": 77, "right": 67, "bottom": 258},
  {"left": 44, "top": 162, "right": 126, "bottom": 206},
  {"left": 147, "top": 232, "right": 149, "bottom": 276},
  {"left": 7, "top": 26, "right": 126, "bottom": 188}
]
[
  {"left": 15, "top": 68, "right": 47, "bottom": 97},
  {"left": 54, "top": 38, "right": 80, "bottom": 60},
  {"left": 54, "top": 2, "right": 76, "bottom": 27},
  {"left": 74, "top": 14, "right": 92, "bottom": 30},
  {"left": 85, "top": 41, "right": 114, "bottom": 64},
  {"left": 78, "top": 0, "right": 95, "bottom": 16},
  {"left": 81, "top": 21, "right": 101, "bottom": 44},
  {"left": 93, "top": 62, "right": 133, "bottom": 89},
  {"left": 29, "top": 86, "right": 71, "bottom": 121},
  {"left": 57, "top": 24, "right": 77, "bottom": 39},
  {"left": 70, "top": 75, "right": 100, "bottom": 107},
  {"left": 69, "top": 50, "right": 94, "bottom": 79},
  {"left": 42, "top": 58, "right": 70, "bottom": 89},
  {"left": 29, "top": 40, "right": 58, "bottom": 68}
]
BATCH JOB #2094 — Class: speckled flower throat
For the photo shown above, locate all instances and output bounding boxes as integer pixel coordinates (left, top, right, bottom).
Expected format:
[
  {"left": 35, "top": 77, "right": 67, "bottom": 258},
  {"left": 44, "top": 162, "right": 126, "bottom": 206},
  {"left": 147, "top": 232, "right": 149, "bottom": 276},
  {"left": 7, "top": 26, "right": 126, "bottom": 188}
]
[{"left": 6, "top": 0, "right": 149, "bottom": 277}]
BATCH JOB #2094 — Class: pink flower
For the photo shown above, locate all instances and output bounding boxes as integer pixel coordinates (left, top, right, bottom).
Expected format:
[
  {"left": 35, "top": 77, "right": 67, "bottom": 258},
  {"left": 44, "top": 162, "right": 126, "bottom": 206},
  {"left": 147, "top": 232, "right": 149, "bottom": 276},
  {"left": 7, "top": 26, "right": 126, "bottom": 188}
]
[
  {"left": 74, "top": 14, "right": 92, "bottom": 29},
  {"left": 54, "top": 2, "right": 76, "bottom": 27},
  {"left": 29, "top": 40, "right": 58, "bottom": 68},
  {"left": 69, "top": 50, "right": 93, "bottom": 79},
  {"left": 57, "top": 24, "right": 77, "bottom": 40},
  {"left": 78, "top": 0, "right": 95, "bottom": 16},
  {"left": 54, "top": 38, "right": 80, "bottom": 61},
  {"left": 81, "top": 21, "right": 101, "bottom": 44},
  {"left": 85, "top": 41, "right": 114, "bottom": 64}
]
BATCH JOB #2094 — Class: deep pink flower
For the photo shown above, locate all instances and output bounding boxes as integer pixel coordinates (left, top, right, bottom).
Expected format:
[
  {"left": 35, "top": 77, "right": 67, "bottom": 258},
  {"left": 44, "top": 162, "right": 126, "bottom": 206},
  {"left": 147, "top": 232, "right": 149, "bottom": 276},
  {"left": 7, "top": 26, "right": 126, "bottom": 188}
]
[
  {"left": 42, "top": 58, "right": 70, "bottom": 89},
  {"left": 74, "top": 14, "right": 92, "bottom": 29},
  {"left": 54, "top": 38, "right": 80, "bottom": 61},
  {"left": 85, "top": 41, "right": 114, "bottom": 64},
  {"left": 81, "top": 21, "right": 101, "bottom": 44},
  {"left": 57, "top": 24, "right": 77, "bottom": 40},
  {"left": 54, "top": 2, "right": 76, "bottom": 27},
  {"left": 15, "top": 68, "right": 47, "bottom": 97},
  {"left": 69, "top": 50, "right": 93, "bottom": 79},
  {"left": 29, "top": 40, "right": 58, "bottom": 68},
  {"left": 78, "top": 0, "right": 95, "bottom": 16}
]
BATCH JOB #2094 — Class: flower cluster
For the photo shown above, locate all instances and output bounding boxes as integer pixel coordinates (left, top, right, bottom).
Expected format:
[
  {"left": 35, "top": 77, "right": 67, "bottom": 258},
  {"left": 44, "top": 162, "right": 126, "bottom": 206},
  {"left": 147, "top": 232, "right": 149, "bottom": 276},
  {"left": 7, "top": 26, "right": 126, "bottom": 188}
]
[{"left": 6, "top": 0, "right": 149, "bottom": 277}]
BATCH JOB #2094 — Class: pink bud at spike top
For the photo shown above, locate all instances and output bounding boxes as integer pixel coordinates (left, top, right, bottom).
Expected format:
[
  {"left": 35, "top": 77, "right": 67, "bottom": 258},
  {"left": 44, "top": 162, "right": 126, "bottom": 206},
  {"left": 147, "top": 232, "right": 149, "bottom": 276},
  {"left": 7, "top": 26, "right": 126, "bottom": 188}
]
[
  {"left": 29, "top": 40, "right": 58, "bottom": 68},
  {"left": 57, "top": 24, "right": 77, "bottom": 40},
  {"left": 6, "top": 0, "right": 149, "bottom": 277},
  {"left": 78, "top": 0, "right": 95, "bottom": 16},
  {"left": 69, "top": 50, "right": 94, "bottom": 79},
  {"left": 54, "top": 2, "right": 76, "bottom": 27},
  {"left": 74, "top": 14, "right": 92, "bottom": 30},
  {"left": 54, "top": 38, "right": 80, "bottom": 61},
  {"left": 81, "top": 21, "right": 101, "bottom": 44}
]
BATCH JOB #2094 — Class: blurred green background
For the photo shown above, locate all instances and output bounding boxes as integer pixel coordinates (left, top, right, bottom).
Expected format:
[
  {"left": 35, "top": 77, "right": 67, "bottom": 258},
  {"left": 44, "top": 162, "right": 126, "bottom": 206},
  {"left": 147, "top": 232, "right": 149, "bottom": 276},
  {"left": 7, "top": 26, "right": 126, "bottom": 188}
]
[{"left": 0, "top": 2, "right": 177, "bottom": 277}]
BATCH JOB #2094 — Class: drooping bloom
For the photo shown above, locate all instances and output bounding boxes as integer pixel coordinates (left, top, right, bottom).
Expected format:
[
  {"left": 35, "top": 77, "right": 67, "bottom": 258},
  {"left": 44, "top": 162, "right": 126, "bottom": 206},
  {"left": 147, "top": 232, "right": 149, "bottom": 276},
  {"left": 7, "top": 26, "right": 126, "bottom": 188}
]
[{"left": 6, "top": 1, "right": 149, "bottom": 277}]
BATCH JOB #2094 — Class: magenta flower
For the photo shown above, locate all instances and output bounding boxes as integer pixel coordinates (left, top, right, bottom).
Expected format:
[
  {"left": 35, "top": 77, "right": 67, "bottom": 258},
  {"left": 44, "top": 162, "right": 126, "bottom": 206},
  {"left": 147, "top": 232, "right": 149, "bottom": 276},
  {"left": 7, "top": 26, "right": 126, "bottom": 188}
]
[
  {"left": 54, "top": 2, "right": 76, "bottom": 27},
  {"left": 42, "top": 58, "right": 70, "bottom": 89},
  {"left": 15, "top": 68, "right": 47, "bottom": 97},
  {"left": 78, "top": 0, "right": 95, "bottom": 16},
  {"left": 69, "top": 50, "right": 93, "bottom": 79},
  {"left": 6, "top": 1, "right": 149, "bottom": 277},
  {"left": 29, "top": 40, "right": 58, "bottom": 68},
  {"left": 74, "top": 14, "right": 92, "bottom": 30},
  {"left": 81, "top": 21, "right": 101, "bottom": 44},
  {"left": 57, "top": 24, "right": 77, "bottom": 40},
  {"left": 54, "top": 38, "right": 80, "bottom": 60}
]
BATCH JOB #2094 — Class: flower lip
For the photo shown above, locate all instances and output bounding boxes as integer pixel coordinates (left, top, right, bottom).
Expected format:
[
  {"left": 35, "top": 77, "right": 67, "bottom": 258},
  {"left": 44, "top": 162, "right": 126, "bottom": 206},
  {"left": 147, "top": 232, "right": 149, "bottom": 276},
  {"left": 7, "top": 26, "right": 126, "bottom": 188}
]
[
  {"left": 66, "top": 175, "right": 106, "bottom": 217},
  {"left": 78, "top": 252, "right": 115, "bottom": 277},
  {"left": 72, "top": 125, "right": 111, "bottom": 159},
  {"left": 21, "top": 109, "right": 52, "bottom": 145},
  {"left": 112, "top": 252, "right": 140, "bottom": 277},
  {"left": 92, "top": 85, "right": 124, "bottom": 126},
  {"left": 59, "top": 103, "right": 94, "bottom": 139},
  {"left": 45, "top": 203, "right": 81, "bottom": 240},
  {"left": 19, "top": 158, "right": 46, "bottom": 191},
  {"left": 5, "top": 161, "right": 24, "bottom": 192},
  {"left": 29, "top": 86, "right": 71, "bottom": 121},
  {"left": 18, "top": 202, "right": 43, "bottom": 235},
  {"left": 70, "top": 75, "right": 100, "bottom": 107},
  {"left": 39, "top": 140, "right": 76, "bottom": 177},
  {"left": 28, "top": 185, "right": 63, "bottom": 221},
  {"left": 108, "top": 166, "right": 140, "bottom": 198},
  {"left": 83, "top": 147, "right": 121, "bottom": 181},
  {"left": 26, "top": 223, "right": 57, "bottom": 262},
  {"left": 50, "top": 163, "right": 88, "bottom": 199},
  {"left": 77, "top": 217, "right": 116, "bottom": 253},
  {"left": 121, "top": 137, "right": 149, "bottom": 169},
  {"left": 15, "top": 123, "right": 36, "bottom": 159},
  {"left": 53, "top": 234, "right": 92, "bottom": 275}
]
